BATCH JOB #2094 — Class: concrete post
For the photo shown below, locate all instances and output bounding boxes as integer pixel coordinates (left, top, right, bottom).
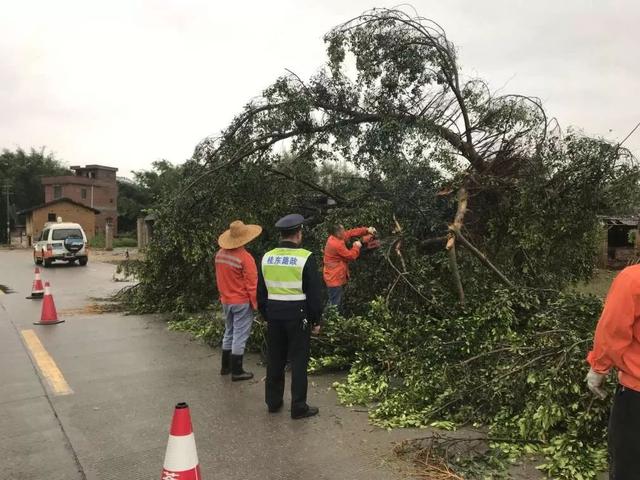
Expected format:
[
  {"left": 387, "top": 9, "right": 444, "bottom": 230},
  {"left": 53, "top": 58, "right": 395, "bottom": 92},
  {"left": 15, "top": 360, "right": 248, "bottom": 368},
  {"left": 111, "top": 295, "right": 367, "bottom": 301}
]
[
  {"left": 143, "top": 222, "right": 150, "bottom": 248},
  {"left": 598, "top": 225, "right": 609, "bottom": 269},
  {"left": 136, "top": 218, "right": 145, "bottom": 249},
  {"left": 105, "top": 223, "right": 113, "bottom": 251}
]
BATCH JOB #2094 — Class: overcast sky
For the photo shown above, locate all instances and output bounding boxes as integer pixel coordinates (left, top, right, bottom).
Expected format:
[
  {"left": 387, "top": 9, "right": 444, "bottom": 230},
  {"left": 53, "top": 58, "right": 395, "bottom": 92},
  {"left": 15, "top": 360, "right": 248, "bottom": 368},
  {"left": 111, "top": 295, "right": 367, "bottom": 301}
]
[{"left": 1, "top": 0, "right": 638, "bottom": 177}]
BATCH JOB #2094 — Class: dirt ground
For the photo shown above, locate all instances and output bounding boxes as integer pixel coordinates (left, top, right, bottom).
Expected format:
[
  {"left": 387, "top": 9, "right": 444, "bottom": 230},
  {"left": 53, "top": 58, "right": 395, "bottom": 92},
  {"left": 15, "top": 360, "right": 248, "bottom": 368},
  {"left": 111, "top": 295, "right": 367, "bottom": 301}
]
[
  {"left": 89, "top": 246, "right": 141, "bottom": 264},
  {"left": 574, "top": 268, "right": 618, "bottom": 298}
]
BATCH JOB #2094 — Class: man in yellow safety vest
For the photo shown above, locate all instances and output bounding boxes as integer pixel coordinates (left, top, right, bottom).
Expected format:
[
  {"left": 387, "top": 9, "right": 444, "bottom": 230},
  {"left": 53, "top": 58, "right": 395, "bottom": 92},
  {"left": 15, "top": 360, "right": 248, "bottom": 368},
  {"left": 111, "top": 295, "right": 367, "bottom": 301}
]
[{"left": 257, "top": 213, "right": 323, "bottom": 419}]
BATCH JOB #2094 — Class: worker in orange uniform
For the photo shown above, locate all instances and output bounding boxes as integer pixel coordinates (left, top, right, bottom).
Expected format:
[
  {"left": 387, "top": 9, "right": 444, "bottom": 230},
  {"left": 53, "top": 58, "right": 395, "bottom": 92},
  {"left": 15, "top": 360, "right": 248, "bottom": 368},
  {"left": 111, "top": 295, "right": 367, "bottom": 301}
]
[
  {"left": 215, "top": 220, "right": 262, "bottom": 381},
  {"left": 586, "top": 264, "right": 640, "bottom": 478},
  {"left": 323, "top": 224, "right": 376, "bottom": 310}
]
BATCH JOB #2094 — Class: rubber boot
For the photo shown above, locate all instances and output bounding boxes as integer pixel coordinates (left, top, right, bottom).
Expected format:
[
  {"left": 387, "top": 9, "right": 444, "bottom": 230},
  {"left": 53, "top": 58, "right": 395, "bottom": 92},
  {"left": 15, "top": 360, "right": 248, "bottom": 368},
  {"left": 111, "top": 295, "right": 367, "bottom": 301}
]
[
  {"left": 231, "top": 354, "right": 254, "bottom": 381},
  {"left": 220, "top": 349, "right": 231, "bottom": 375}
]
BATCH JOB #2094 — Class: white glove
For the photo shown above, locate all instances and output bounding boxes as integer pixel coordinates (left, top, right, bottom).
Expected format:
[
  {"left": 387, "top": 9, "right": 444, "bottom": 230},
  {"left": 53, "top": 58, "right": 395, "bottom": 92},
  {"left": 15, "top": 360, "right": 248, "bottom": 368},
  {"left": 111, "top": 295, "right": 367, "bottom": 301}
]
[
  {"left": 586, "top": 368, "right": 608, "bottom": 400},
  {"left": 367, "top": 227, "right": 377, "bottom": 235},
  {"left": 353, "top": 240, "right": 363, "bottom": 248}
]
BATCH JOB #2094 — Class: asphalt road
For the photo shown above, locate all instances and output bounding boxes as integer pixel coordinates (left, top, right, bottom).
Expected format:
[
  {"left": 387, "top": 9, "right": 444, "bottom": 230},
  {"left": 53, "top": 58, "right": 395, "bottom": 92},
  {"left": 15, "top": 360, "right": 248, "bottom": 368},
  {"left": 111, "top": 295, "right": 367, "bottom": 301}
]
[{"left": 0, "top": 250, "right": 409, "bottom": 480}]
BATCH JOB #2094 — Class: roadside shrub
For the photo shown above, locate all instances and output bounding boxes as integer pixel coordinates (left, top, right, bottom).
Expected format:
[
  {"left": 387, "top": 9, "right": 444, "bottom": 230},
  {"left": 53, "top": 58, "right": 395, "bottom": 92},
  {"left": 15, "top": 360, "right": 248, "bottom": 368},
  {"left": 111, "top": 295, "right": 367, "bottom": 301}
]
[
  {"left": 113, "top": 236, "right": 137, "bottom": 248},
  {"left": 89, "top": 234, "right": 105, "bottom": 248}
]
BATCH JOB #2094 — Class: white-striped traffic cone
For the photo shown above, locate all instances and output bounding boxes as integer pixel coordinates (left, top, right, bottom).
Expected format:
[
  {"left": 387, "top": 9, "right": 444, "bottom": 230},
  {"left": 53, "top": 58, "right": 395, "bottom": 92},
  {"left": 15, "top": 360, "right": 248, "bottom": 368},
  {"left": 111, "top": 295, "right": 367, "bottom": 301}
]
[
  {"left": 26, "top": 267, "right": 45, "bottom": 299},
  {"left": 161, "top": 402, "right": 201, "bottom": 479}
]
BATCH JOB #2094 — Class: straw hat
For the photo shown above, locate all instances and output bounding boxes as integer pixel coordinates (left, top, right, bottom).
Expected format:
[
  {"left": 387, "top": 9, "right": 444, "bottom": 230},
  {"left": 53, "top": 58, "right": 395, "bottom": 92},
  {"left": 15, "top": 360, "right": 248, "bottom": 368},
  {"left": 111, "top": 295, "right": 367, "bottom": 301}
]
[{"left": 218, "top": 220, "right": 262, "bottom": 249}]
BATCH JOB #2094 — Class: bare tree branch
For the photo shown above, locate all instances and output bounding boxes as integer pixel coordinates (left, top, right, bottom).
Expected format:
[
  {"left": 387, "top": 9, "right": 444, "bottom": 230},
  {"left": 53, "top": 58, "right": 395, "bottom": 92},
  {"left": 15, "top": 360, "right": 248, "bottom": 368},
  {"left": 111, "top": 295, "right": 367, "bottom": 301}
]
[
  {"left": 454, "top": 231, "right": 514, "bottom": 288},
  {"left": 446, "top": 238, "right": 465, "bottom": 305}
]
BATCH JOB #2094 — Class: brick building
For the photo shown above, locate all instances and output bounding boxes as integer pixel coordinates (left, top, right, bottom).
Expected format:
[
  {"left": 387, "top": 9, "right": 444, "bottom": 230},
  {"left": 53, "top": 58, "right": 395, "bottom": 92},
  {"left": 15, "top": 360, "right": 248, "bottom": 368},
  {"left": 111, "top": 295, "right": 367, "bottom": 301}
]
[
  {"left": 41, "top": 165, "right": 118, "bottom": 234},
  {"left": 18, "top": 198, "right": 100, "bottom": 245}
]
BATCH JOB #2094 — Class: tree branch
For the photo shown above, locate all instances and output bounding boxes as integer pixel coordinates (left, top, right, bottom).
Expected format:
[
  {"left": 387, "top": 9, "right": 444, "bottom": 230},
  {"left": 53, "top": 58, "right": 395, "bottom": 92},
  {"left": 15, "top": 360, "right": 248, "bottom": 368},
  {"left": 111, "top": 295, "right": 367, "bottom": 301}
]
[
  {"left": 263, "top": 166, "right": 346, "bottom": 203},
  {"left": 420, "top": 236, "right": 448, "bottom": 248},
  {"left": 454, "top": 231, "right": 514, "bottom": 288},
  {"left": 446, "top": 237, "right": 465, "bottom": 305}
]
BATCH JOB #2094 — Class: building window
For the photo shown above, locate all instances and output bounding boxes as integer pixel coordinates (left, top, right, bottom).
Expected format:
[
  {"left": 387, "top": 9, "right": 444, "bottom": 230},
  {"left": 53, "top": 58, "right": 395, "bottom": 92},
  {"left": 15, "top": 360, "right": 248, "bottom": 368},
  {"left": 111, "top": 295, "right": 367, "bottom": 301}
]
[
  {"left": 81, "top": 188, "right": 87, "bottom": 199},
  {"left": 48, "top": 213, "right": 56, "bottom": 222},
  {"left": 53, "top": 186, "right": 62, "bottom": 199}
]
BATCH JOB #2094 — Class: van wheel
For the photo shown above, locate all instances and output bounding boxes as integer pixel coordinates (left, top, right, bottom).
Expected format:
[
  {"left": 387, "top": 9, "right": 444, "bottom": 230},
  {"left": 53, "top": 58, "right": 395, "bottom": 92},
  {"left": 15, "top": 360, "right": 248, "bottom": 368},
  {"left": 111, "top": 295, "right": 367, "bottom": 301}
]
[
  {"left": 34, "top": 253, "right": 42, "bottom": 265},
  {"left": 78, "top": 257, "right": 88, "bottom": 266}
]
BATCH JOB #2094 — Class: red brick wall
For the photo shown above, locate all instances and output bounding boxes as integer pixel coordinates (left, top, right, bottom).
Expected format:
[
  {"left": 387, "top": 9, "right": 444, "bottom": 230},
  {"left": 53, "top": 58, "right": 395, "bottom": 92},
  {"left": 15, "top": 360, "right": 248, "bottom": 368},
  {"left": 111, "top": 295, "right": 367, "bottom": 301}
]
[
  {"left": 90, "top": 182, "right": 118, "bottom": 234},
  {"left": 42, "top": 168, "right": 118, "bottom": 234}
]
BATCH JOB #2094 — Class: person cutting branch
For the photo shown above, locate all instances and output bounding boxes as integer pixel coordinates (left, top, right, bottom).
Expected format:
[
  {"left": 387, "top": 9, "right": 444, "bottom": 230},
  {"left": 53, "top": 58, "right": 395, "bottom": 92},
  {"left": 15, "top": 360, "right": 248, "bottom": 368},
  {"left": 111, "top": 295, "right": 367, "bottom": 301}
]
[{"left": 323, "top": 224, "right": 376, "bottom": 309}]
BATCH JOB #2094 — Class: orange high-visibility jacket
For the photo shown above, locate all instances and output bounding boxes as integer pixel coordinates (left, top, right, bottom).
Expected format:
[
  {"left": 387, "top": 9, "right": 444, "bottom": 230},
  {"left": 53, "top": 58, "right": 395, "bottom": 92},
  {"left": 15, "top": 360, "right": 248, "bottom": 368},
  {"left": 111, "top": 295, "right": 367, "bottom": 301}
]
[
  {"left": 587, "top": 264, "right": 640, "bottom": 391},
  {"left": 323, "top": 227, "right": 369, "bottom": 288},
  {"left": 214, "top": 247, "right": 258, "bottom": 309}
]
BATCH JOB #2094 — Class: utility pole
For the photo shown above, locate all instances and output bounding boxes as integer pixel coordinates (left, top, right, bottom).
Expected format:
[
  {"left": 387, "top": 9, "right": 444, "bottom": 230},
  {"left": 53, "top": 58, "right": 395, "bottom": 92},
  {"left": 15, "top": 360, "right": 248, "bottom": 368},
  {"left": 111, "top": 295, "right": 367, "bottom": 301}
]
[{"left": 2, "top": 180, "right": 12, "bottom": 246}]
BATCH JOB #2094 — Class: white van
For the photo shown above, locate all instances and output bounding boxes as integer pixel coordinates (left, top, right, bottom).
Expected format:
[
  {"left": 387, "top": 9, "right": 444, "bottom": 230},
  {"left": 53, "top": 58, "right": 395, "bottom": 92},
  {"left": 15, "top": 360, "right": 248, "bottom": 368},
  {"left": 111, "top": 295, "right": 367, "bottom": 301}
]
[{"left": 33, "top": 221, "right": 89, "bottom": 267}]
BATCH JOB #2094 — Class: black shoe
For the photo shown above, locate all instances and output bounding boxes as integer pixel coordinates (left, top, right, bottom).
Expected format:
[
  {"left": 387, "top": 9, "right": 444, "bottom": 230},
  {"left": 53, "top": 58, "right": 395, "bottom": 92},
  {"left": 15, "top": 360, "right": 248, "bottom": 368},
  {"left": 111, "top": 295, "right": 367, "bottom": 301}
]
[
  {"left": 220, "top": 350, "right": 231, "bottom": 375},
  {"left": 291, "top": 406, "right": 319, "bottom": 419},
  {"left": 268, "top": 402, "right": 283, "bottom": 413},
  {"left": 231, "top": 354, "right": 254, "bottom": 381}
]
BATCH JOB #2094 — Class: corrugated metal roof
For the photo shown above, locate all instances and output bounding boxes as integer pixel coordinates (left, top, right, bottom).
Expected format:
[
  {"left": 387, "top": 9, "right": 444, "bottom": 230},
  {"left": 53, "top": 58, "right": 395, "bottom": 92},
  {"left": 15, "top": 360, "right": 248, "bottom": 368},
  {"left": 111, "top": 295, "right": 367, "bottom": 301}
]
[{"left": 599, "top": 215, "right": 639, "bottom": 226}]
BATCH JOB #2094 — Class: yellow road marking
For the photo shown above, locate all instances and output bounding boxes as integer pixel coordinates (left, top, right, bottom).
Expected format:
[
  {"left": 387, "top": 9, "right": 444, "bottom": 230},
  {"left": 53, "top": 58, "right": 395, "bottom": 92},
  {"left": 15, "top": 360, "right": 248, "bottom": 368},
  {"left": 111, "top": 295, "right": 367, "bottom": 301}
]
[{"left": 21, "top": 329, "right": 73, "bottom": 396}]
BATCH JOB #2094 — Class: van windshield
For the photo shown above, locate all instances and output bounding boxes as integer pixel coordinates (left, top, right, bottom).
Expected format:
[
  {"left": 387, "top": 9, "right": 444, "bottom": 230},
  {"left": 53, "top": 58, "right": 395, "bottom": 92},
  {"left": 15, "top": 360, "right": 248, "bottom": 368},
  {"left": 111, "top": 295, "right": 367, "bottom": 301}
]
[{"left": 52, "top": 229, "right": 83, "bottom": 241}]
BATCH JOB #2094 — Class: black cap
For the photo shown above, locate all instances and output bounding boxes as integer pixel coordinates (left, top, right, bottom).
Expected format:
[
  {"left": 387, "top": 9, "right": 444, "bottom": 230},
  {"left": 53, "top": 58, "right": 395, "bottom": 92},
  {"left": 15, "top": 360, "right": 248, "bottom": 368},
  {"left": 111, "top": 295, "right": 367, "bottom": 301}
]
[{"left": 275, "top": 214, "right": 305, "bottom": 232}]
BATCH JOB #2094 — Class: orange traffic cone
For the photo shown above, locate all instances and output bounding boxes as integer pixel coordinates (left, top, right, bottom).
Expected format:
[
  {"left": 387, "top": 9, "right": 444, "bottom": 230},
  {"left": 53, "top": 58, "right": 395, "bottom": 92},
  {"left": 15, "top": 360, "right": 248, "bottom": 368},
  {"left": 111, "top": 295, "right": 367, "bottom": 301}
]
[
  {"left": 34, "top": 282, "right": 64, "bottom": 325},
  {"left": 26, "top": 267, "right": 45, "bottom": 299},
  {"left": 161, "top": 402, "right": 201, "bottom": 480}
]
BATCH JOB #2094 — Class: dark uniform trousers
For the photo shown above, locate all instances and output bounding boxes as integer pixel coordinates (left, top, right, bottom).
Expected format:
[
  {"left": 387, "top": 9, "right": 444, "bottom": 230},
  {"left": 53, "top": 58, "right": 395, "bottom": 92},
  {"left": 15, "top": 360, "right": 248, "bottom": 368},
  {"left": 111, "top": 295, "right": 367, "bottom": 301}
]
[
  {"left": 609, "top": 386, "right": 640, "bottom": 479},
  {"left": 265, "top": 319, "right": 311, "bottom": 414}
]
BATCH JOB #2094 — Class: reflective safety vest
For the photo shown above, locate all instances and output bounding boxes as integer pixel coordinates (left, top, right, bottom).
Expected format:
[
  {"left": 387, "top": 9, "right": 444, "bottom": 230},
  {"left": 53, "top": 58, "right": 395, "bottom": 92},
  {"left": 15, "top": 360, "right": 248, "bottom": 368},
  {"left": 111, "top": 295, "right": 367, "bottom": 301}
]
[{"left": 261, "top": 247, "right": 312, "bottom": 301}]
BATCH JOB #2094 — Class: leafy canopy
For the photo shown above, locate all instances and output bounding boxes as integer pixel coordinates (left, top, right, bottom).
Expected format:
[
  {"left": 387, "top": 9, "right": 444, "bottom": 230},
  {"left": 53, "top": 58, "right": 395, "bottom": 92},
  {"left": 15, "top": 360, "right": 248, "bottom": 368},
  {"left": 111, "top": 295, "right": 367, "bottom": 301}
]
[{"left": 0, "top": 147, "right": 70, "bottom": 242}]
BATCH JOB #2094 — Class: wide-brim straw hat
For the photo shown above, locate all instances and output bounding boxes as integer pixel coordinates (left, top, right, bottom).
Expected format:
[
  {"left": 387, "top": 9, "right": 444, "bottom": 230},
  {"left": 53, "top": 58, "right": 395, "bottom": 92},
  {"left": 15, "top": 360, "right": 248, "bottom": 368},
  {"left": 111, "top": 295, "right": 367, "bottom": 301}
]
[{"left": 218, "top": 220, "right": 262, "bottom": 249}]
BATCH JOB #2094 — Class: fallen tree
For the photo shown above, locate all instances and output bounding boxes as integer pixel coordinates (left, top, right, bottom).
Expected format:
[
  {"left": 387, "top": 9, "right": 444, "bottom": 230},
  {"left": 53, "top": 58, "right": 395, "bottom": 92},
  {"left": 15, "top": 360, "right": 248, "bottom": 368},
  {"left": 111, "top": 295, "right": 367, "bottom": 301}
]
[{"left": 120, "top": 8, "right": 640, "bottom": 478}]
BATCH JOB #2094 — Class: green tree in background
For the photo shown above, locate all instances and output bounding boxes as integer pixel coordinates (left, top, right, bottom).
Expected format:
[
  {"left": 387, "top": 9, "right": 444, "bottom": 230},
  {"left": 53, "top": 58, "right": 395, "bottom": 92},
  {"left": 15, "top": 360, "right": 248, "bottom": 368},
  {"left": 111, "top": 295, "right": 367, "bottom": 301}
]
[
  {"left": 117, "top": 160, "right": 183, "bottom": 234},
  {"left": 132, "top": 160, "right": 183, "bottom": 201},
  {"left": 117, "top": 179, "right": 150, "bottom": 233},
  {"left": 0, "top": 148, "right": 70, "bottom": 243}
]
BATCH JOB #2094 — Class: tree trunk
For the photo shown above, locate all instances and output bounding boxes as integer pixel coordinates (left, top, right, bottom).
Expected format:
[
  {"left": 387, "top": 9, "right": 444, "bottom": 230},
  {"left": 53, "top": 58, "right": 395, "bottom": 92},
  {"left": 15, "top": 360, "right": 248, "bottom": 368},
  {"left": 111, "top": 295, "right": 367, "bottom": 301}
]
[{"left": 445, "top": 187, "right": 469, "bottom": 304}]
